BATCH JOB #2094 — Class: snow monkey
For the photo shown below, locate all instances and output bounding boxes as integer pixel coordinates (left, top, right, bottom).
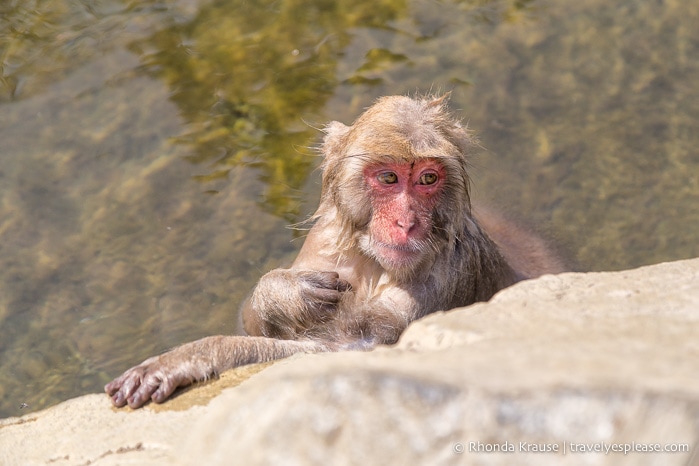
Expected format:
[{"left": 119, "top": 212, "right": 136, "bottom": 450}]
[{"left": 106, "top": 94, "right": 567, "bottom": 408}]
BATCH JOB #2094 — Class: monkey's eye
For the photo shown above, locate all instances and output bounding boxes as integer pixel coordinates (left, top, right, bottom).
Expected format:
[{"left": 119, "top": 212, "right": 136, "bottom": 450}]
[
  {"left": 377, "top": 172, "right": 398, "bottom": 184},
  {"left": 418, "top": 172, "right": 438, "bottom": 185}
]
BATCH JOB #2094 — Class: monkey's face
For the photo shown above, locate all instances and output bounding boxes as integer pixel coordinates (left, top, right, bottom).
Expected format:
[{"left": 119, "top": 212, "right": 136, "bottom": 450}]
[
  {"left": 358, "top": 158, "right": 445, "bottom": 273},
  {"left": 319, "top": 95, "right": 473, "bottom": 278}
]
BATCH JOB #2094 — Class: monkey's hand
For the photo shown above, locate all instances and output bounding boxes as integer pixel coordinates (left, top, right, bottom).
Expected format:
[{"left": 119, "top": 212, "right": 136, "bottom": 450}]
[
  {"left": 296, "top": 270, "right": 353, "bottom": 313},
  {"left": 247, "top": 269, "right": 352, "bottom": 338},
  {"left": 104, "top": 344, "right": 208, "bottom": 409}
]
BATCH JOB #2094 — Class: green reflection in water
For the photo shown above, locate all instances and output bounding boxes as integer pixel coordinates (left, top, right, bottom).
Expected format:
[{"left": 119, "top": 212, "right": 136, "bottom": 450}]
[
  {"left": 0, "top": 0, "right": 698, "bottom": 420},
  {"left": 127, "top": 0, "right": 408, "bottom": 220}
]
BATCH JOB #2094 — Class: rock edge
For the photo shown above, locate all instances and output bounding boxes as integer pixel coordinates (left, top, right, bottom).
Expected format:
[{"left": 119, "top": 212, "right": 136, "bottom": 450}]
[{"left": 1, "top": 258, "right": 698, "bottom": 465}]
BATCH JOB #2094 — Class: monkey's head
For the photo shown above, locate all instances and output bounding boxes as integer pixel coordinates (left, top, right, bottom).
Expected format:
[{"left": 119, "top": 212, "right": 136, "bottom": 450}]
[{"left": 319, "top": 94, "right": 475, "bottom": 278}]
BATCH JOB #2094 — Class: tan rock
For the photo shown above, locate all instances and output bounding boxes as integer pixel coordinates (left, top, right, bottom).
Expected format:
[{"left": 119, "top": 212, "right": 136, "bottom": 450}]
[{"left": 2, "top": 258, "right": 698, "bottom": 466}]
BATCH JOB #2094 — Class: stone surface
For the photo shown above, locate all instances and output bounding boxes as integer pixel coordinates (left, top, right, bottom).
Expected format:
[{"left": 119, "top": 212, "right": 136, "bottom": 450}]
[{"left": 2, "top": 258, "right": 698, "bottom": 465}]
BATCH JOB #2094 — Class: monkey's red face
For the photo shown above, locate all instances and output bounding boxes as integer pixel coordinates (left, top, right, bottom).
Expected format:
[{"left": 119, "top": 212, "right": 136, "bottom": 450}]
[{"left": 361, "top": 159, "right": 445, "bottom": 270}]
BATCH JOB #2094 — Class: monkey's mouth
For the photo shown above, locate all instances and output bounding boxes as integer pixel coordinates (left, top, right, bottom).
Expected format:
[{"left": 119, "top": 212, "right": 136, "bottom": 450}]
[
  {"left": 372, "top": 239, "right": 424, "bottom": 268},
  {"left": 377, "top": 241, "right": 419, "bottom": 252}
]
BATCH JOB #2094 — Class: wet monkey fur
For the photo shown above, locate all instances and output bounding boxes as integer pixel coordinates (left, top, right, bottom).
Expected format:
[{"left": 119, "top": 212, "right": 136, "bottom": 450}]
[{"left": 106, "top": 94, "right": 567, "bottom": 408}]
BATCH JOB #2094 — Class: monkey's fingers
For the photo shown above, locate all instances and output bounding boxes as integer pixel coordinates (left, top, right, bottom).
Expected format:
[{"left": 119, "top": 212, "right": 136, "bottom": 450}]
[
  {"left": 105, "top": 369, "right": 145, "bottom": 408},
  {"left": 300, "top": 271, "right": 337, "bottom": 287},
  {"left": 127, "top": 370, "right": 179, "bottom": 408},
  {"left": 335, "top": 278, "right": 352, "bottom": 292},
  {"left": 104, "top": 379, "right": 120, "bottom": 397},
  {"left": 302, "top": 271, "right": 353, "bottom": 292},
  {"left": 305, "top": 286, "right": 343, "bottom": 304}
]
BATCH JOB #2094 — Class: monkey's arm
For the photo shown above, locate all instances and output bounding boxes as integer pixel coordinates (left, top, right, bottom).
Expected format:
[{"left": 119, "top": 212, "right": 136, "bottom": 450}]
[
  {"left": 104, "top": 336, "right": 325, "bottom": 409},
  {"left": 243, "top": 224, "right": 353, "bottom": 338},
  {"left": 243, "top": 269, "right": 352, "bottom": 338}
]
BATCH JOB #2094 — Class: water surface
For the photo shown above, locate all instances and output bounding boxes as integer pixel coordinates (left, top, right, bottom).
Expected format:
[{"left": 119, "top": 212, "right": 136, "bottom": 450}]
[{"left": 0, "top": 0, "right": 697, "bottom": 418}]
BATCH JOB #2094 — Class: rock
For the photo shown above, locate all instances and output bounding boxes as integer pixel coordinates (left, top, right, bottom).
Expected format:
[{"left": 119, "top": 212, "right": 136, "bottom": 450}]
[{"left": 2, "top": 258, "right": 698, "bottom": 465}]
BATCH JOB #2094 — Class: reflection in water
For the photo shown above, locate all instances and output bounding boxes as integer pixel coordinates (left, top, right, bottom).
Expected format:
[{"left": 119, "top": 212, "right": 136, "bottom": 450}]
[
  {"left": 0, "top": 0, "right": 698, "bottom": 418},
  {"left": 130, "top": 0, "right": 408, "bottom": 220}
]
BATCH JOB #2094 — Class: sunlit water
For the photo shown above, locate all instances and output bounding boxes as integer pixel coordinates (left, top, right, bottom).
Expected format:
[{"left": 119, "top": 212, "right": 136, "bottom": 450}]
[{"left": 0, "top": 0, "right": 697, "bottom": 418}]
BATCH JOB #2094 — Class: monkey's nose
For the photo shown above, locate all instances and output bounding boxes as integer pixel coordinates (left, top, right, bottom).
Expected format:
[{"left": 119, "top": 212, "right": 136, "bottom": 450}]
[
  {"left": 396, "top": 220, "right": 414, "bottom": 231},
  {"left": 396, "top": 217, "right": 416, "bottom": 233}
]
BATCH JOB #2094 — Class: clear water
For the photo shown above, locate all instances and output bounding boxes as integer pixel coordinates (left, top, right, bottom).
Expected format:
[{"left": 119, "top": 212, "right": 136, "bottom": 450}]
[{"left": 0, "top": 0, "right": 697, "bottom": 418}]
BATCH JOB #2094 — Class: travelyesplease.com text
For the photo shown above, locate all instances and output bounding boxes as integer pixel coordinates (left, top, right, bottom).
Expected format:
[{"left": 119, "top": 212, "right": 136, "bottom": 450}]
[{"left": 457, "top": 441, "right": 690, "bottom": 455}]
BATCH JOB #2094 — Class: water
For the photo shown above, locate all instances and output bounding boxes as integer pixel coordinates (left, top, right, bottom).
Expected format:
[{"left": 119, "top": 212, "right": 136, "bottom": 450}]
[{"left": 0, "top": 0, "right": 697, "bottom": 418}]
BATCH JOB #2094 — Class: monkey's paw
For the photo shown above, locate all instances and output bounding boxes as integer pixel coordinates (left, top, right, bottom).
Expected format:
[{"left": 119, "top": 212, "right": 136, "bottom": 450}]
[
  {"left": 104, "top": 354, "right": 191, "bottom": 409},
  {"left": 297, "top": 270, "right": 353, "bottom": 313}
]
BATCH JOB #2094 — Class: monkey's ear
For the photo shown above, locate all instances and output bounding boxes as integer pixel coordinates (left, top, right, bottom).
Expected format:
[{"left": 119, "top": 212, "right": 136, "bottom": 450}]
[
  {"left": 321, "top": 121, "right": 350, "bottom": 158},
  {"left": 427, "top": 92, "right": 451, "bottom": 108}
]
